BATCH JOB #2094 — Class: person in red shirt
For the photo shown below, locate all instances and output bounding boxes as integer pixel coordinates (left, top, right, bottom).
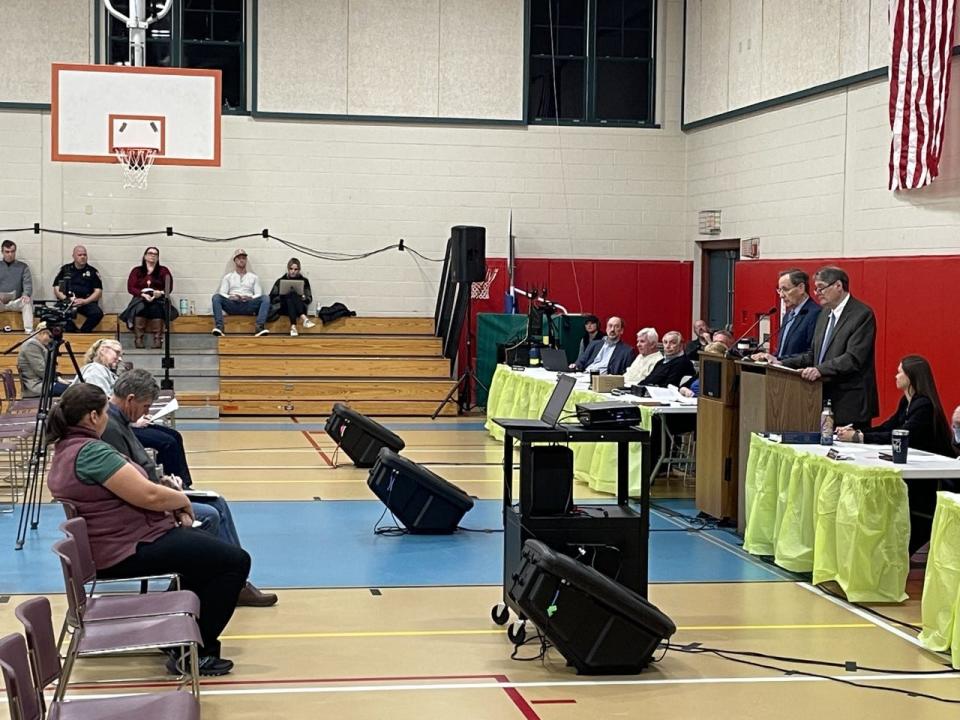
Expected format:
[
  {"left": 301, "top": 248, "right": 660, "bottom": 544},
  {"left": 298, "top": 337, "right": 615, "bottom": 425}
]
[{"left": 122, "top": 247, "right": 174, "bottom": 348}]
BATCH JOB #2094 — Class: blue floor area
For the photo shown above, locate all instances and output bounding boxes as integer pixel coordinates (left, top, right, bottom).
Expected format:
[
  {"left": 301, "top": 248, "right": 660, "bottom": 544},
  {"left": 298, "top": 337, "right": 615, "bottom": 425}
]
[{"left": 1, "top": 500, "right": 788, "bottom": 595}]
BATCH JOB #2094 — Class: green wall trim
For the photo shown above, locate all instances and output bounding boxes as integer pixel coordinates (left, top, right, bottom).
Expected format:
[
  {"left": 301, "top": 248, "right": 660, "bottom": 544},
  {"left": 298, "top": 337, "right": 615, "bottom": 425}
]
[{"left": 250, "top": 110, "right": 526, "bottom": 127}]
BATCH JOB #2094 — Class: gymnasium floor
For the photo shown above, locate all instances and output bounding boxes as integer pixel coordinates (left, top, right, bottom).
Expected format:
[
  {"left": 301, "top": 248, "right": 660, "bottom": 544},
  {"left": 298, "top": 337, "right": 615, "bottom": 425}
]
[{"left": 1, "top": 417, "right": 956, "bottom": 718}]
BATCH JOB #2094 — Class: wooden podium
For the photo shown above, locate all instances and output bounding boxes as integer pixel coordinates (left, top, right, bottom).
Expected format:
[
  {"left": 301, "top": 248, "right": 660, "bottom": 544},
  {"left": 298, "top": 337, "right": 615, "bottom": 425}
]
[
  {"left": 736, "top": 361, "right": 822, "bottom": 533},
  {"left": 695, "top": 354, "right": 740, "bottom": 522}
]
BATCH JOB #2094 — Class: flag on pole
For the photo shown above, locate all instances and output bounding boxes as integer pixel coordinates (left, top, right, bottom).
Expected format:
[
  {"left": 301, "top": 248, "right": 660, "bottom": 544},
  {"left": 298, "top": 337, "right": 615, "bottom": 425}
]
[{"left": 888, "top": 0, "right": 958, "bottom": 190}]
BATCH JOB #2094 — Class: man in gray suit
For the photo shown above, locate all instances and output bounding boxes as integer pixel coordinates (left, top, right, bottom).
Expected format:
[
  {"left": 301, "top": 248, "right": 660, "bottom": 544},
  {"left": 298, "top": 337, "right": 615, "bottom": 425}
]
[{"left": 774, "top": 266, "right": 878, "bottom": 428}]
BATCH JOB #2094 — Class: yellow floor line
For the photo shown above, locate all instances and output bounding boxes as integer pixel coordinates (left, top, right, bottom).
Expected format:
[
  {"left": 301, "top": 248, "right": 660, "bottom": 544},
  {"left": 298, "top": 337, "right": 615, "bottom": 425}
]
[{"left": 222, "top": 622, "right": 875, "bottom": 641}]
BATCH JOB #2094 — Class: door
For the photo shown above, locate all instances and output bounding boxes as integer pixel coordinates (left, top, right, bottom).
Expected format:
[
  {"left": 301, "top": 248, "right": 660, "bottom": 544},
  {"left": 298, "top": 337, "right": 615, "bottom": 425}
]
[{"left": 699, "top": 241, "right": 739, "bottom": 331}]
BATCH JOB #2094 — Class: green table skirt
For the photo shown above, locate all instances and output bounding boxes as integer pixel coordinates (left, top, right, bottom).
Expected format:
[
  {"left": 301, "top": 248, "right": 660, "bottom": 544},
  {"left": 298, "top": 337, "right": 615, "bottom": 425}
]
[
  {"left": 484, "top": 365, "right": 653, "bottom": 497},
  {"left": 919, "top": 492, "right": 960, "bottom": 668},
  {"left": 743, "top": 434, "right": 910, "bottom": 603}
]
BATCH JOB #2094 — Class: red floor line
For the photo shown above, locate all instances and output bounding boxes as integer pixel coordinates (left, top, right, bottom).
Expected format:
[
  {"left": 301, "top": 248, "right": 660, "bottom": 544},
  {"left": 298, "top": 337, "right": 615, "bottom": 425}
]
[
  {"left": 291, "top": 416, "right": 334, "bottom": 467},
  {"left": 494, "top": 674, "right": 543, "bottom": 720},
  {"left": 531, "top": 699, "right": 576, "bottom": 704}
]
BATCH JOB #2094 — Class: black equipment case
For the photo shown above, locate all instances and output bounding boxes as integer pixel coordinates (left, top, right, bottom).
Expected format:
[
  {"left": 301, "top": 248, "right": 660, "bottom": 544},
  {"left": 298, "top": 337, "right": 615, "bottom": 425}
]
[
  {"left": 325, "top": 403, "right": 405, "bottom": 467},
  {"left": 367, "top": 448, "right": 475, "bottom": 533},
  {"left": 508, "top": 540, "right": 676, "bottom": 674}
]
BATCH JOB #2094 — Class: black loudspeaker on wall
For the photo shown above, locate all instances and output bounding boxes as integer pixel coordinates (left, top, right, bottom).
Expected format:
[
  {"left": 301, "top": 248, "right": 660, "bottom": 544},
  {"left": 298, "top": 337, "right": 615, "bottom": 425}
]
[
  {"left": 450, "top": 225, "right": 486, "bottom": 283},
  {"left": 508, "top": 540, "right": 676, "bottom": 675},
  {"left": 367, "top": 448, "right": 475, "bottom": 534},
  {"left": 324, "top": 403, "right": 405, "bottom": 468}
]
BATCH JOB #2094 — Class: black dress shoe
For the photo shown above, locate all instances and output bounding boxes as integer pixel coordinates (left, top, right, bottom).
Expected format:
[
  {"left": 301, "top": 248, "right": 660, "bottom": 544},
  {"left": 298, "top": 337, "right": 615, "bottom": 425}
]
[
  {"left": 166, "top": 653, "right": 234, "bottom": 677},
  {"left": 237, "top": 581, "right": 278, "bottom": 607}
]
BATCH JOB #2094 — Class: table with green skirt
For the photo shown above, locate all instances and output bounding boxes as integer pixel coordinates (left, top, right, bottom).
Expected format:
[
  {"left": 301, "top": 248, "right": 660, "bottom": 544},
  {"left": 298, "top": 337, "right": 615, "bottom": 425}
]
[
  {"left": 484, "top": 364, "right": 654, "bottom": 497},
  {"left": 920, "top": 491, "right": 960, "bottom": 669},
  {"left": 742, "top": 433, "right": 912, "bottom": 603}
]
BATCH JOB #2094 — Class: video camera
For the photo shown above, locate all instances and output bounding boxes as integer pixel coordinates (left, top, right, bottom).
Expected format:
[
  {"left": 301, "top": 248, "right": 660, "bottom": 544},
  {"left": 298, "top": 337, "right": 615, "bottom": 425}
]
[{"left": 34, "top": 298, "right": 78, "bottom": 328}]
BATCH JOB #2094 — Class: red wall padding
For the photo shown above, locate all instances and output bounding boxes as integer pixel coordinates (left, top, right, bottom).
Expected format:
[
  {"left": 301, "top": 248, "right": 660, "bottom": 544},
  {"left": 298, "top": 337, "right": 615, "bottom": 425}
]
[{"left": 734, "top": 256, "right": 960, "bottom": 420}]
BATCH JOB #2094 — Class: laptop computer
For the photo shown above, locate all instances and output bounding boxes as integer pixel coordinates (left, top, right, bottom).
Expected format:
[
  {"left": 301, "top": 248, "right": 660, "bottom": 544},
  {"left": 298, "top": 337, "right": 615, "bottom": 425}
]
[
  {"left": 540, "top": 347, "right": 570, "bottom": 372},
  {"left": 278, "top": 278, "right": 305, "bottom": 295},
  {"left": 494, "top": 373, "right": 577, "bottom": 429}
]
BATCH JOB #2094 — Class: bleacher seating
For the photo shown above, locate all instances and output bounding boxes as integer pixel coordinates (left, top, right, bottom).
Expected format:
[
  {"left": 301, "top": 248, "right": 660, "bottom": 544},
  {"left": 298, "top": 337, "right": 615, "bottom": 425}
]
[{"left": 0, "top": 312, "right": 457, "bottom": 417}]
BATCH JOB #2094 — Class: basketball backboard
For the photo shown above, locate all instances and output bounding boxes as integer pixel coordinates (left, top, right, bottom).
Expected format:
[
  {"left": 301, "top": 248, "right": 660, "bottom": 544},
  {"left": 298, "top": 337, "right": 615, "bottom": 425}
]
[{"left": 51, "top": 63, "right": 221, "bottom": 166}]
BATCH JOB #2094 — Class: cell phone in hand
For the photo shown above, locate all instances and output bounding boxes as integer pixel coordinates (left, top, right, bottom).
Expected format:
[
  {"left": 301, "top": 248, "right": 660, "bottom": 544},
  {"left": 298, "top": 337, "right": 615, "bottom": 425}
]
[{"left": 878, "top": 452, "right": 893, "bottom": 461}]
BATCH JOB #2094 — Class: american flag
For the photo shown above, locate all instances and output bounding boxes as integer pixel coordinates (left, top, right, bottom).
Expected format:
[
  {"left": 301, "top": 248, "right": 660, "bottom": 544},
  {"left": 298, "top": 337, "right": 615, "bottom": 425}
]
[{"left": 888, "top": 0, "right": 957, "bottom": 190}]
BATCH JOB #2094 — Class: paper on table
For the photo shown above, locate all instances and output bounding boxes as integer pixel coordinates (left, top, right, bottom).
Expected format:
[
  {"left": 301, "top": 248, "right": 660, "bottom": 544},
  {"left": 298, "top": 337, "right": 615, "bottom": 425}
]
[
  {"left": 149, "top": 397, "right": 179, "bottom": 422},
  {"left": 185, "top": 489, "right": 221, "bottom": 499},
  {"left": 645, "top": 386, "right": 682, "bottom": 401}
]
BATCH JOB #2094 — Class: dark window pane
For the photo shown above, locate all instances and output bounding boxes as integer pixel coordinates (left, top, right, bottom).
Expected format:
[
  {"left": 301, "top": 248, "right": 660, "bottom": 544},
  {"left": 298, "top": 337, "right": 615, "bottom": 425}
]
[
  {"left": 182, "top": 42, "right": 243, "bottom": 110},
  {"left": 595, "top": 27, "right": 621, "bottom": 57},
  {"left": 596, "top": 0, "right": 622, "bottom": 27},
  {"left": 183, "top": 10, "right": 213, "bottom": 40},
  {"left": 528, "top": 57, "right": 584, "bottom": 120},
  {"left": 531, "top": 25, "right": 584, "bottom": 56},
  {"left": 595, "top": 59, "right": 649, "bottom": 122},
  {"left": 184, "top": 0, "right": 213, "bottom": 9},
  {"left": 212, "top": 12, "right": 244, "bottom": 42},
  {"left": 531, "top": 0, "right": 585, "bottom": 29},
  {"left": 622, "top": 29, "right": 650, "bottom": 58},
  {"left": 624, "top": 0, "right": 653, "bottom": 28},
  {"left": 214, "top": 0, "right": 243, "bottom": 10}
]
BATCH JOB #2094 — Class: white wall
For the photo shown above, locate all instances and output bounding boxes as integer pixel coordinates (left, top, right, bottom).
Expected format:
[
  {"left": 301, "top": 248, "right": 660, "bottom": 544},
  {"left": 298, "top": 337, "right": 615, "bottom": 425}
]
[
  {"left": 0, "top": 0, "right": 688, "bottom": 317},
  {"left": 684, "top": 0, "right": 889, "bottom": 123}
]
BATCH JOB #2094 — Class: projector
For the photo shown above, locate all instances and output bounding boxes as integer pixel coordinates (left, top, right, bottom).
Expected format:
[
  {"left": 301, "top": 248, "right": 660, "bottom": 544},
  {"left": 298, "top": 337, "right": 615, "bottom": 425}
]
[{"left": 575, "top": 401, "right": 643, "bottom": 428}]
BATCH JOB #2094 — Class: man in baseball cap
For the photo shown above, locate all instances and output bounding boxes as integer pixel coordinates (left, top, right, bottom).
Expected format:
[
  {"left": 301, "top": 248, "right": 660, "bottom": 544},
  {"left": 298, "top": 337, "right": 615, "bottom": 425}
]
[{"left": 211, "top": 249, "right": 270, "bottom": 336}]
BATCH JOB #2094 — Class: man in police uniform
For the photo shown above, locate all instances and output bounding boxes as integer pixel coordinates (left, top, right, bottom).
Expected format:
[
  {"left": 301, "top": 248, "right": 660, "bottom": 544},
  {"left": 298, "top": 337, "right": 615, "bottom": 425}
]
[{"left": 52, "top": 245, "right": 104, "bottom": 332}]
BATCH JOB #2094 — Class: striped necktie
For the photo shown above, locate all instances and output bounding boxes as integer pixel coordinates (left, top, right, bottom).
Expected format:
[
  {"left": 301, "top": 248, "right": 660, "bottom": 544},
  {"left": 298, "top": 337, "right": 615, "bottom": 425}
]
[{"left": 817, "top": 312, "right": 836, "bottom": 364}]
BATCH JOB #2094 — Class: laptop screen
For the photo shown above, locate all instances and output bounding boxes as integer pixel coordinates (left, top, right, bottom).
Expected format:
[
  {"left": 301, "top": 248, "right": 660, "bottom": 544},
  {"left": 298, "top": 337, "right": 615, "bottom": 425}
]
[{"left": 540, "top": 374, "right": 576, "bottom": 426}]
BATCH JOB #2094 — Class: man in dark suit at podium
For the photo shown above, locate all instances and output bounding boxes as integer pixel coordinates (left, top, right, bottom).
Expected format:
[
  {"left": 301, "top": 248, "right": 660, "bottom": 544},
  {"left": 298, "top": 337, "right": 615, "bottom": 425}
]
[
  {"left": 776, "top": 266, "right": 878, "bottom": 428},
  {"left": 753, "top": 268, "right": 821, "bottom": 360}
]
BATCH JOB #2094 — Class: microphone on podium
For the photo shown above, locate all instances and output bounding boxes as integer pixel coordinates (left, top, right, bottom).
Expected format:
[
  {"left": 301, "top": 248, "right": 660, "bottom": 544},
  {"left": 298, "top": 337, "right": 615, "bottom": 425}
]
[{"left": 728, "top": 306, "right": 778, "bottom": 358}]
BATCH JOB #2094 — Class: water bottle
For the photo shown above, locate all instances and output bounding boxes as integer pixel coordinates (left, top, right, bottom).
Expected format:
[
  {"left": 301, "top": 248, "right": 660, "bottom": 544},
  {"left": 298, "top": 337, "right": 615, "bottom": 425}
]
[
  {"left": 528, "top": 344, "right": 541, "bottom": 367},
  {"left": 820, "top": 400, "right": 834, "bottom": 446},
  {"left": 179, "top": 298, "right": 189, "bottom": 315}
]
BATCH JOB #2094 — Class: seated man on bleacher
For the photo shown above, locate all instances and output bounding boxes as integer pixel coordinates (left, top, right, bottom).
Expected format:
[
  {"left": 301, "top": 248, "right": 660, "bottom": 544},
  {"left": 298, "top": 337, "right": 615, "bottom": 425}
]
[
  {"left": 52, "top": 245, "right": 104, "bottom": 333},
  {"left": 211, "top": 249, "right": 270, "bottom": 337},
  {"left": 0, "top": 239, "right": 34, "bottom": 333},
  {"left": 100, "top": 369, "right": 278, "bottom": 607}
]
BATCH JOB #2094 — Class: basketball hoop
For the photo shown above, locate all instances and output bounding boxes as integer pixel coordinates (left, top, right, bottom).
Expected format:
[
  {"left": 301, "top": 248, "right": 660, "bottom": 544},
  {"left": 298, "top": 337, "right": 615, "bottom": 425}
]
[
  {"left": 114, "top": 146, "right": 157, "bottom": 189},
  {"left": 471, "top": 267, "right": 499, "bottom": 300}
]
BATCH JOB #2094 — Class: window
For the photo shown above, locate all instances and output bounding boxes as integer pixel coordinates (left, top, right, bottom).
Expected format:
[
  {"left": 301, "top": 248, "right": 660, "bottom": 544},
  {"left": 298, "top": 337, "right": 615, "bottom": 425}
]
[
  {"left": 528, "top": 0, "right": 656, "bottom": 125},
  {"left": 105, "top": 0, "right": 246, "bottom": 111}
]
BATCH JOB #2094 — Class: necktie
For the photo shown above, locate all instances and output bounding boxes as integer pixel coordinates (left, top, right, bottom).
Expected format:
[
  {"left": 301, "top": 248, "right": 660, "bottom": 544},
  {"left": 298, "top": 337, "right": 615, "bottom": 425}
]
[
  {"left": 777, "top": 310, "right": 795, "bottom": 359},
  {"left": 817, "top": 312, "right": 836, "bottom": 364}
]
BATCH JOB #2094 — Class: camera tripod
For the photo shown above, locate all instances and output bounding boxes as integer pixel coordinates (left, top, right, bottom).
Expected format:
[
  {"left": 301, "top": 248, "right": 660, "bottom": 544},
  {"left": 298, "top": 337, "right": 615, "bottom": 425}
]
[{"left": 4, "top": 324, "right": 84, "bottom": 549}]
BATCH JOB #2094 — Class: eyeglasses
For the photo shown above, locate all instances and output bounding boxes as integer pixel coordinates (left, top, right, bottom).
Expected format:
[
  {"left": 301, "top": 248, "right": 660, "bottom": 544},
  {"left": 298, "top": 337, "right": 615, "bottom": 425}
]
[
  {"left": 776, "top": 285, "right": 797, "bottom": 295},
  {"left": 813, "top": 281, "right": 839, "bottom": 294}
]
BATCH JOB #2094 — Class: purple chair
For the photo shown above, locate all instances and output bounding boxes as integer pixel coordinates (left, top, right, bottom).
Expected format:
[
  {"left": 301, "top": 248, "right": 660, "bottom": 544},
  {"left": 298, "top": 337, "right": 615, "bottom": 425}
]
[
  {"left": 2, "top": 368, "right": 40, "bottom": 415},
  {"left": 57, "top": 517, "right": 199, "bottom": 626},
  {"left": 5, "top": 601, "right": 200, "bottom": 719},
  {"left": 52, "top": 536, "right": 202, "bottom": 700}
]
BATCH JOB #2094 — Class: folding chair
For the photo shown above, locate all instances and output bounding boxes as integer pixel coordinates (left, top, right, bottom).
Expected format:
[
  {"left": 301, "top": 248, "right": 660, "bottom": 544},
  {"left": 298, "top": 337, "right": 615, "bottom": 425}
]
[
  {"left": 5, "top": 608, "right": 200, "bottom": 720},
  {"left": 51, "top": 536, "right": 202, "bottom": 700}
]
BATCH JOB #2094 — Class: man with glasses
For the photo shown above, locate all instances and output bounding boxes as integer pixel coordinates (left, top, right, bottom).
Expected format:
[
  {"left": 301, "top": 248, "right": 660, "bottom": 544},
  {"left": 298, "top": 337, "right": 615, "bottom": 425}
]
[
  {"left": 772, "top": 266, "right": 878, "bottom": 428},
  {"left": 753, "top": 268, "right": 820, "bottom": 360}
]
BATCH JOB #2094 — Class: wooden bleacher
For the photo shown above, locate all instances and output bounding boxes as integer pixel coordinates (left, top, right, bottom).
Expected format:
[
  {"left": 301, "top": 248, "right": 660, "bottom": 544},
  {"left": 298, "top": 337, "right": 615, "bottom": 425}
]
[{"left": 1, "top": 311, "right": 456, "bottom": 416}]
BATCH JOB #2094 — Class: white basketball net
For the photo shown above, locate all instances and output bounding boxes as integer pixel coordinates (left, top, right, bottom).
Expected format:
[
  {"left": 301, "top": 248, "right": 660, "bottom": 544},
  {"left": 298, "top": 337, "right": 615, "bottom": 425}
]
[
  {"left": 471, "top": 266, "right": 499, "bottom": 300},
  {"left": 114, "top": 147, "right": 158, "bottom": 189}
]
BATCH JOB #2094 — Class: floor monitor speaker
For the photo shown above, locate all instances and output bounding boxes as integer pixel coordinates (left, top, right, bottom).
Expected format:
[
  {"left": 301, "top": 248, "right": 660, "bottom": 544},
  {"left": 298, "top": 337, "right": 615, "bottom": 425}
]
[
  {"left": 324, "top": 403, "right": 405, "bottom": 468},
  {"left": 367, "top": 448, "right": 475, "bottom": 533},
  {"left": 508, "top": 540, "right": 676, "bottom": 674}
]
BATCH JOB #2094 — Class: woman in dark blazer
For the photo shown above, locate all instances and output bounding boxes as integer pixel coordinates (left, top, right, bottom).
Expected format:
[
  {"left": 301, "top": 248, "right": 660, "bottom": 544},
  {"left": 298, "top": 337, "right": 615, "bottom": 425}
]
[{"left": 837, "top": 355, "right": 953, "bottom": 553}]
